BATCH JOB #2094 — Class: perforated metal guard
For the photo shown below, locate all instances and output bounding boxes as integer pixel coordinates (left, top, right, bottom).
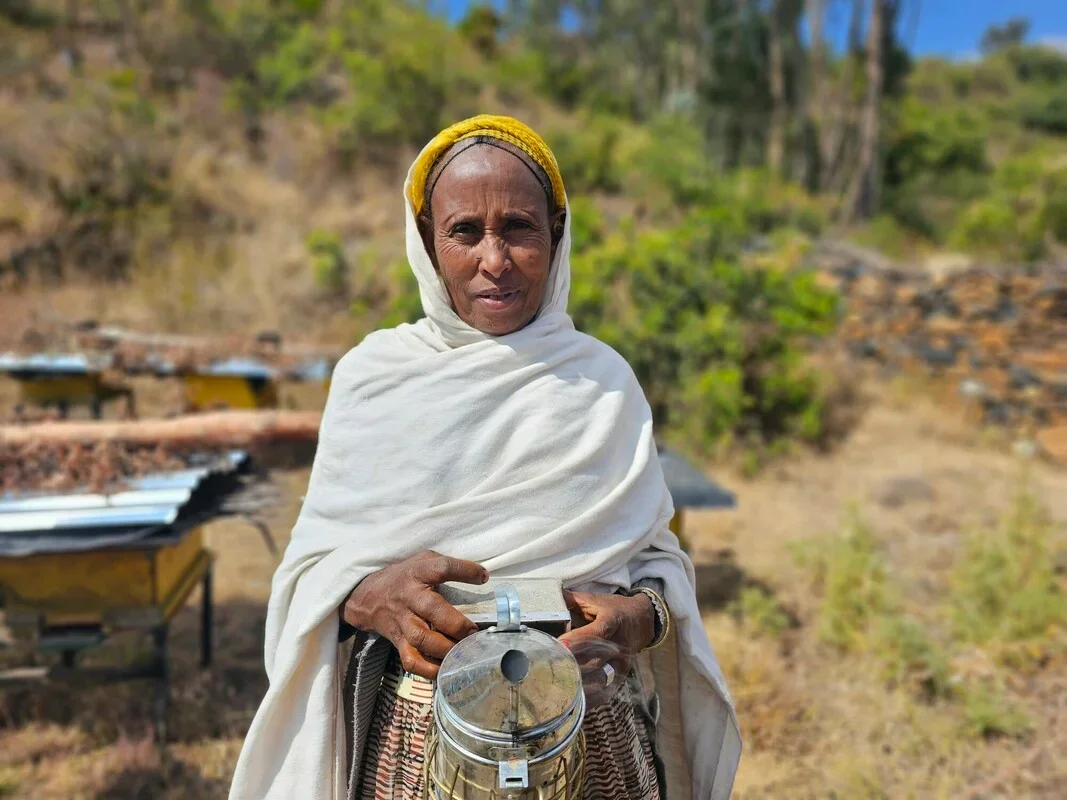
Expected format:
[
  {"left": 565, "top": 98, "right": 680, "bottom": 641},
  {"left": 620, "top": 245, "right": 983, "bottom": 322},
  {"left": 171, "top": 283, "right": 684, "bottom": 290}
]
[{"left": 424, "top": 724, "right": 585, "bottom": 800}]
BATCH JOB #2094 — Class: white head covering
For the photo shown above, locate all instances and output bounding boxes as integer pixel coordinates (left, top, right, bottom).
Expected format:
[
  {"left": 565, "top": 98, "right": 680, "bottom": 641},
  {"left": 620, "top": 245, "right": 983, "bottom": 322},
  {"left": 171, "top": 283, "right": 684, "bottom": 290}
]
[
  {"left": 403, "top": 147, "right": 572, "bottom": 349},
  {"left": 227, "top": 138, "right": 740, "bottom": 800}
]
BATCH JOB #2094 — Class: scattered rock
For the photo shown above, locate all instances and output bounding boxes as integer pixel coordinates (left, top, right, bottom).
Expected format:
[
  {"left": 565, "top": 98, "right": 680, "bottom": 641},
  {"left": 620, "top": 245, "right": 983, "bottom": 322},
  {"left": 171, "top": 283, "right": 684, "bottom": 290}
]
[{"left": 809, "top": 247, "right": 1067, "bottom": 434}]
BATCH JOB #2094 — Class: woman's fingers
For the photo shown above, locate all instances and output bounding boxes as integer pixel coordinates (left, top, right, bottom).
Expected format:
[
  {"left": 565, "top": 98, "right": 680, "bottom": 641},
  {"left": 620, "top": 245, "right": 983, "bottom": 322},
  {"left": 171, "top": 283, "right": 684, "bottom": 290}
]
[
  {"left": 559, "top": 611, "right": 616, "bottom": 650},
  {"left": 400, "top": 615, "right": 456, "bottom": 662},
  {"left": 413, "top": 554, "right": 489, "bottom": 587},
  {"left": 396, "top": 639, "right": 440, "bottom": 680},
  {"left": 412, "top": 590, "right": 478, "bottom": 642},
  {"left": 582, "top": 658, "right": 629, "bottom": 709}
]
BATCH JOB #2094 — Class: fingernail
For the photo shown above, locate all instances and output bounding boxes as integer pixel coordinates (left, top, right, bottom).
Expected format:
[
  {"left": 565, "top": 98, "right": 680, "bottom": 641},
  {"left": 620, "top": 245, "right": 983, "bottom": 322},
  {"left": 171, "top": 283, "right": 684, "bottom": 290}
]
[
  {"left": 561, "top": 640, "right": 571, "bottom": 649},
  {"left": 481, "top": 571, "right": 490, "bottom": 583}
]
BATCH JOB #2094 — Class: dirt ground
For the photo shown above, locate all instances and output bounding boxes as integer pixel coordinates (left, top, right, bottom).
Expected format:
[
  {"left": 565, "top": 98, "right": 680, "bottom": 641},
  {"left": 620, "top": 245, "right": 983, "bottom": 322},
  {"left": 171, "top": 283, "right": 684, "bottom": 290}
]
[{"left": 1, "top": 381, "right": 1065, "bottom": 798}]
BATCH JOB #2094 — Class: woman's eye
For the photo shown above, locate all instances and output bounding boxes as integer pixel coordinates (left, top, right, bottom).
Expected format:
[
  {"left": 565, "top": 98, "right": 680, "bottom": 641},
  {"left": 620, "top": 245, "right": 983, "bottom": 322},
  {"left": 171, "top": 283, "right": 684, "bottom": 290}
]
[
  {"left": 450, "top": 223, "right": 479, "bottom": 237},
  {"left": 506, "top": 219, "right": 532, "bottom": 231}
]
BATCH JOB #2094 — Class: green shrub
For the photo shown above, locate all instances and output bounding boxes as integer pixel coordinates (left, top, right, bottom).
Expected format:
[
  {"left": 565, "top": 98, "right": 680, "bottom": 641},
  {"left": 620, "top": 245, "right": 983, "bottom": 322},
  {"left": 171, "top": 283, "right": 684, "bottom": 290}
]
[
  {"left": 729, "top": 586, "right": 793, "bottom": 638},
  {"left": 545, "top": 114, "right": 624, "bottom": 194},
  {"left": 725, "top": 169, "right": 828, "bottom": 237},
  {"left": 884, "top": 98, "right": 988, "bottom": 183},
  {"left": 306, "top": 229, "right": 347, "bottom": 295},
  {"left": 566, "top": 195, "right": 606, "bottom": 255},
  {"left": 960, "top": 680, "right": 1031, "bottom": 740},
  {"left": 806, "top": 511, "right": 893, "bottom": 652},
  {"left": 882, "top": 97, "right": 991, "bottom": 241},
  {"left": 350, "top": 253, "right": 423, "bottom": 334},
  {"left": 870, "top": 615, "right": 952, "bottom": 699},
  {"left": 795, "top": 510, "right": 955, "bottom": 701},
  {"left": 947, "top": 154, "right": 1067, "bottom": 260},
  {"left": 1007, "top": 44, "right": 1067, "bottom": 85},
  {"left": 620, "top": 114, "right": 717, "bottom": 209},
  {"left": 950, "top": 489, "right": 1067, "bottom": 652},
  {"left": 1019, "top": 85, "right": 1067, "bottom": 135},
  {"left": 570, "top": 205, "right": 838, "bottom": 455}
]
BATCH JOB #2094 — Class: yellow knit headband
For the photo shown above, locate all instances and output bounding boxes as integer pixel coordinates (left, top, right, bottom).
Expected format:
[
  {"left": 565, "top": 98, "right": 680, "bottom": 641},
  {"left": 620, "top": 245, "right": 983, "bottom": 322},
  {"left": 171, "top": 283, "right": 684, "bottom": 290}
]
[{"left": 408, "top": 115, "right": 567, "bottom": 216}]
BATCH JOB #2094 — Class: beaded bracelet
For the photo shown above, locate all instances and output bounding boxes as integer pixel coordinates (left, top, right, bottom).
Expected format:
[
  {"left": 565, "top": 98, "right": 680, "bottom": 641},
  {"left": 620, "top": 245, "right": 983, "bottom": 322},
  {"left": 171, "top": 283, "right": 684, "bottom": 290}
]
[{"left": 627, "top": 586, "right": 671, "bottom": 651}]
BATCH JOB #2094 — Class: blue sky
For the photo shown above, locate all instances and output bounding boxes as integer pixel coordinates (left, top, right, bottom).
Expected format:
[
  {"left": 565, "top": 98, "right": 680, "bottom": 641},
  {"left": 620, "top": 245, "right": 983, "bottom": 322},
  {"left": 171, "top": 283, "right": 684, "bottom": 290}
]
[{"left": 440, "top": 0, "right": 1067, "bottom": 60}]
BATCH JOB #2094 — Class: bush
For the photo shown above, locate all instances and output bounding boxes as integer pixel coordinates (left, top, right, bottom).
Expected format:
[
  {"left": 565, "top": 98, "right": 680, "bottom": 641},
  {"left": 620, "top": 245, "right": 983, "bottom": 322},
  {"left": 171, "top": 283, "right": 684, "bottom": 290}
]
[
  {"left": 565, "top": 195, "right": 606, "bottom": 254},
  {"left": 306, "top": 229, "right": 347, "bottom": 295},
  {"left": 350, "top": 252, "right": 423, "bottom": 335},
  {"left": 870, "top": 615, "right": 952, "bottom": 699},
  {"left": 1019, "top": 85, "right": 1067, "bottom": 134},
  {"left": 1007, "top": 44, "right": 1067, "bottom": 85},
  {"left": 950, "top": 489, "right": 1067, "bottom": 655},
  {"left": 545, "top": 114, "right": 624, "bottom": 194},
  {"left": 619, "top": 114, "right": 717, "bottom": 209},
  {"left": 795, "top": 509, "right": 953, "bottom": 700},
  {"left": 729, "top": 586, "right": 793, "bottom": 638},
  {"left": 569, "top": 205, "right": 839, "bottom": 456},
  {"left": 948, "top": 155, "right": 1067, "bottom": 260},
  {"left": 882, "top": 97, "right": 991, "bottom": 241},
  {"left": 884, "top": 98, "right": 988, "bottom": 184},
  {"left": 802, "top": 511, "right": 892, "bottom": 652},
  {"left": 960, "top": 680, "right": 1031, "bottom": 740}
]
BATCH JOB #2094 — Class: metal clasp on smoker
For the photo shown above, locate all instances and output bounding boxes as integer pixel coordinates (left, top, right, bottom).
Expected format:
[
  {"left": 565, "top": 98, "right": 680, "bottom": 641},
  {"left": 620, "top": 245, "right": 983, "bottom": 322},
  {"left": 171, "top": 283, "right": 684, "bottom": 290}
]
[{"left": 494, "top": 583, "right": 522, "bottom": 632}]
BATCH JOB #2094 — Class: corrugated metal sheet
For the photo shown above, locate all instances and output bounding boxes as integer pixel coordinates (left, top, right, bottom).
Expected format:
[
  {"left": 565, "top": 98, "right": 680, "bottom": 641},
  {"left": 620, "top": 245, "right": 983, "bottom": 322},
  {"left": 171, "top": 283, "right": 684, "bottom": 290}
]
[
  {"left": 197, "top": 357, "right": 276, "bottom": 380},
  {"left": 0, "top": 352, "right": 109, "bottom": 375},
  {"left": 285, "top": 357, "right": 333, "bottom": 382},
  {"left": 0, "top": 451, "right": 249, "bottom": 541},
  {"left": 0, "top": 488, "right": 193, "bottom": 515},
  {"left": 0, "top": 505, "right": 183, "bottom": 533},
  {"left": 658, "top": 447, "right": 736, "bottom": 510}
]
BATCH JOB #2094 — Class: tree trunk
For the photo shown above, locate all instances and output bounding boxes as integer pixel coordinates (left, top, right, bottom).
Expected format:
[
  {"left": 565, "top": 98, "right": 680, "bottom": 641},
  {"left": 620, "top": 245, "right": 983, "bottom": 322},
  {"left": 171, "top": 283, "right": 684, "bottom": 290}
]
[
  {"left": 767, "top": 0, "right": 787, "bottom": 175},
  {"left": 846, "top": 0, "right": 885, "bottom": 222},
  {"left": 59, "top": 0, "right": 82, "bottom": 73},
  {"left": 672, "top": 0, "right": 701, "bottom": 99},
  {"left": 723, "top": 1, "right": 746, "bottom": 169},
  {"left": 0, "top": 411, "right": 323, "bottom": 448},
  {"left": 804, "top": 0, "right": 827, "bottom": 188},
  {"left": 115, "top": 0, "right": 142, "bottom": 63}
]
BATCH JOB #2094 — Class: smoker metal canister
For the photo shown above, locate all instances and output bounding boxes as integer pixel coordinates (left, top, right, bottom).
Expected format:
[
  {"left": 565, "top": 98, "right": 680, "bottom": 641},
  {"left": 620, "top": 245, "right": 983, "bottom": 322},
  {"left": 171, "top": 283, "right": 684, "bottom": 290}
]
[{"left": 427, "top": 584, "right": 585, "bottom": 799}]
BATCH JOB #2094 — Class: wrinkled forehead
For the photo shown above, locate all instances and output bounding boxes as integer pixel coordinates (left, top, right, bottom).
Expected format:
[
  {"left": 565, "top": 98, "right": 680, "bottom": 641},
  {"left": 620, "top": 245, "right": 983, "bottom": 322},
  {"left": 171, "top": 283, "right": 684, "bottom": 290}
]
[{"left": 423, "top": 137, "right": 555, "bottom": 217}]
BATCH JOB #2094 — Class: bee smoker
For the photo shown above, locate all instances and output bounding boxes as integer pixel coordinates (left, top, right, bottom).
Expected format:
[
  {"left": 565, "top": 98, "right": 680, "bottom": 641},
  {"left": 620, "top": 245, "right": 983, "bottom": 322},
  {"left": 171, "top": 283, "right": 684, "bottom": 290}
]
[{"left": 426, "top": 582, "right": 585, "bottom": 800}]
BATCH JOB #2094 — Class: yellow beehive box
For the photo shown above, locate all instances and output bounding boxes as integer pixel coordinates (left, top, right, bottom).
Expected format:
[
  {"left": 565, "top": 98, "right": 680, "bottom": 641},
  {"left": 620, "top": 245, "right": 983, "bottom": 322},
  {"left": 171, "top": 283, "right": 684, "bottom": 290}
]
[{"left": 0, "top": 528, "right": 207, "bottom": 631}]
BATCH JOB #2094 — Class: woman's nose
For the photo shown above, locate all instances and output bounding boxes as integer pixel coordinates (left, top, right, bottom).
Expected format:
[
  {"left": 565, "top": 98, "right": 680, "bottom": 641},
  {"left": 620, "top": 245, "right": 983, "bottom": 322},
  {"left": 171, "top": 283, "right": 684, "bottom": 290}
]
[{"left": 477, "top": 236, "right": 509, "bottom": 278}]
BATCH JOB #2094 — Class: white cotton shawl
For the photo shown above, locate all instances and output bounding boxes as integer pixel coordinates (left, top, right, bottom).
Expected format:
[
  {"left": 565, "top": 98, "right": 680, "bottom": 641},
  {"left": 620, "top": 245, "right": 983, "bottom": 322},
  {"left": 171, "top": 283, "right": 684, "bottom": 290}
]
[{"left": 228, "top": 151, "right": 741, "bottom": 800}]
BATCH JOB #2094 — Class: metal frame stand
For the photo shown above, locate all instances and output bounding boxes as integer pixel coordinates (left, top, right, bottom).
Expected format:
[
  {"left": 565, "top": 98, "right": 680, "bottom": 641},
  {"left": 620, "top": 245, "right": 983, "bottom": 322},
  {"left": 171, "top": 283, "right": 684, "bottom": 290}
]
[{"left": 0, "top": 561, "right": 214, "bottom": 745}]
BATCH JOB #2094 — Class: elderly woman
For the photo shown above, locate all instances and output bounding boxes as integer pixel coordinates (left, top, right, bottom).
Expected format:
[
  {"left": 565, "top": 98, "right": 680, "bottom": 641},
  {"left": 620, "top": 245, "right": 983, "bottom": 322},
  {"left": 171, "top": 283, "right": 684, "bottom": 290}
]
[{"left": 229, "top": 116, "right": 739, "bottom": 800}]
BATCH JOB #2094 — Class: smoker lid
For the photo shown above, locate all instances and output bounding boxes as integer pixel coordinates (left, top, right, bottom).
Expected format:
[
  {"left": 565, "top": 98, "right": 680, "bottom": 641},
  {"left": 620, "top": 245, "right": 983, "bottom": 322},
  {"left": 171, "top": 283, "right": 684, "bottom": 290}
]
[{"left": 436, "top": 585, "right": 582, "bottom": 739}]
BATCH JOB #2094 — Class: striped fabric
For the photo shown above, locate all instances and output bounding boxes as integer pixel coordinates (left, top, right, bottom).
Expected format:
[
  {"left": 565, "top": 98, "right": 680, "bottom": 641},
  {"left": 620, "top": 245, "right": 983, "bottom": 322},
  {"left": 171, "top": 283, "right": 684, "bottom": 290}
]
[
  {"left": 355, "top": 652, "right": 662, "bottom": 800},
  {"left": 344, "top": 632, "right": 393, "bottom": 791}
]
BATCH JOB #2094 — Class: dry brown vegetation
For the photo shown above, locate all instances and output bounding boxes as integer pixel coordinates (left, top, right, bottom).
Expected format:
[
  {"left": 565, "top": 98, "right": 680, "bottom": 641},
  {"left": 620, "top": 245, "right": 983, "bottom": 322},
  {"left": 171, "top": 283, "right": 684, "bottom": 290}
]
[{"left": 1, "top": 381, "right": 1065, "bottom": 798}]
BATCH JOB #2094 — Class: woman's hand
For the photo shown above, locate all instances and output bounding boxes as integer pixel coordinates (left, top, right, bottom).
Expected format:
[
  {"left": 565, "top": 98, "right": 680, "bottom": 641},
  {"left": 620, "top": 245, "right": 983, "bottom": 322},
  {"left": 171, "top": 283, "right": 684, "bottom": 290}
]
[
  {"left": 341, "top": 551, "right": 488, "bottom": 680},
  {"left": 558, "top": 589, "right": 656, "bottom": 708}
]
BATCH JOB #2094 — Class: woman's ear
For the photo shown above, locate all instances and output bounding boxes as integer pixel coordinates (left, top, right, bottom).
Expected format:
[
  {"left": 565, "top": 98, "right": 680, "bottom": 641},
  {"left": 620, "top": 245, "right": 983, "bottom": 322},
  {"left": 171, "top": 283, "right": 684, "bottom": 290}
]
[
  {"left": 417, "top": 212, "right": 439, "bottom": 271},
  {"left": 550, "top": 209, "right": 566, "bottom": 248}
]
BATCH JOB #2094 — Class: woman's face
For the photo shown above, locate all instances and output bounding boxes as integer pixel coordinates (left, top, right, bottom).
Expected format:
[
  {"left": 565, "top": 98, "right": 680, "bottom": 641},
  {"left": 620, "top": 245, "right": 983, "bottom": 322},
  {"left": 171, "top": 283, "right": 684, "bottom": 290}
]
[{"left": 422, "top": 145, "right": 563, "bottom": 336}]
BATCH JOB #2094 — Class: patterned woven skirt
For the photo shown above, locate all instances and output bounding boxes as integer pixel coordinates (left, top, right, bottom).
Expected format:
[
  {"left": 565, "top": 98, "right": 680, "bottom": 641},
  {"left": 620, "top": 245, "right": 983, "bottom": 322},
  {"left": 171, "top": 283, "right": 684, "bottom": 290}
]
[{"left": 357, "top": 653, "right": 662, "bottom": 800}]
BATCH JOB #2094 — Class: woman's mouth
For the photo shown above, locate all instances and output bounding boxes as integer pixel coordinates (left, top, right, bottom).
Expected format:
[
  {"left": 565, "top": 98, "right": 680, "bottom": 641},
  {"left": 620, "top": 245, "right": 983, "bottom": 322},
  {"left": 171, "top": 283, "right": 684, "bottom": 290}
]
[{"left": 473, "top": 289, "right": 520, "bottom": 311}]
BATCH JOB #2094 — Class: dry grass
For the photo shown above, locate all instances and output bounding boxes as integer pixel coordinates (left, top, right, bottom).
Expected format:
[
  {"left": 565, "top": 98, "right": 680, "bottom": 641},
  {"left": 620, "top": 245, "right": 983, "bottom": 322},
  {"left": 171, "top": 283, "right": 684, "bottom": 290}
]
[
  {"left": 1, "top": 389, "right": 1063, "bottom": 797},
  {"left": 694, "top": 398, "right": 1067, "bottom": 799}
]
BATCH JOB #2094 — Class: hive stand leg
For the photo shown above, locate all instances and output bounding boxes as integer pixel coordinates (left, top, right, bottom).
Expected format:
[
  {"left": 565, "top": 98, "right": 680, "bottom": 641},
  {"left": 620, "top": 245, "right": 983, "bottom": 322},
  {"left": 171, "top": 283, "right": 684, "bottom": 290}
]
[
  {"left": 60, "top": 650, "right": 77, "bottom": 668},
  {"left": 201, "top": 564, "right": 214, "bottom": 669},
  {"left": 153, "top": 625, "right": 169, "bottom": 744}
]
